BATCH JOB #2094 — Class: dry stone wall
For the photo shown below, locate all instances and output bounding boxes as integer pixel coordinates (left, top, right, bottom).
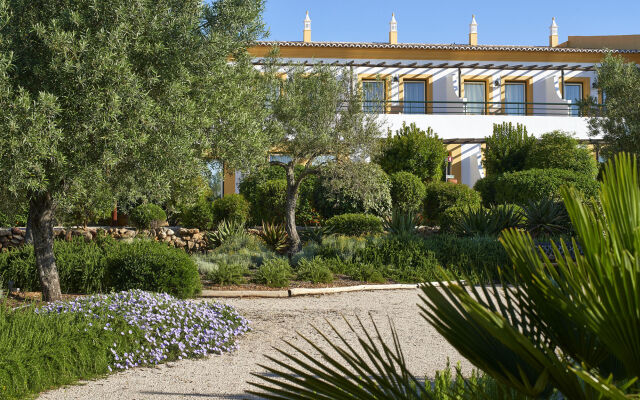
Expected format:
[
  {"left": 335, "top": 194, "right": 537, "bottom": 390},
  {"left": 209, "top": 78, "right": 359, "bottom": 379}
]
[{"left": 0, "top": 226, "right": 208, "bottom": 253}]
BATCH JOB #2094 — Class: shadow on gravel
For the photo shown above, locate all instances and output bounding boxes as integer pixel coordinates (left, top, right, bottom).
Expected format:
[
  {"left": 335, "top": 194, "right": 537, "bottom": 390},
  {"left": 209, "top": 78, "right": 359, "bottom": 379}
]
[{"left": 139, "top": 392, "right": 257, "bottom": 399}]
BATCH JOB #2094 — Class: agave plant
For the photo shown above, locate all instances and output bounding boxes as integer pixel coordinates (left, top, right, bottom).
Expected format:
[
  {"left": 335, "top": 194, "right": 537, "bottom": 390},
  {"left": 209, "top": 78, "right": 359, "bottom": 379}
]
[
  {"left": 249, "top": 153, "right": 640, "bottom": 399},
  {"left": 300, "top": 225, "right": 333, "bottom": 245},
  {"left": 384, "top": 210, "right": 419, "bottom": 236},
  {"left": 258, "top": 220, "right": 289, "bottom": 254},
  {"left": 206, "top": 219, "right": 247, "bottom": 248},
  {"left": 453, "top": 204, "right": 522, "bottom": 237},
  {"left": 520, "top": 198, "right": 571, "bottom": 238}
]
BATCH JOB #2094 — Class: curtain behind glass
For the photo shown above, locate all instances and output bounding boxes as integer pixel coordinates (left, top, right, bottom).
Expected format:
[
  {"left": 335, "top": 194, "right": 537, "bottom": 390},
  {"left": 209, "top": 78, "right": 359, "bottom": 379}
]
[
  {"left": 403, "top": 81, "right": 425, "bottom": 114},
  {"left": 564, "top": 84, "right": 582, "bottom": 116},
  {"left": 505, "top": 83, "right": 525, "bottom": 115},
  {"left": 363, "top": 81, "right": 384, "bottom": 113},
  {"left": 465, "top": 82, "right": 485, "bottom": 115}
]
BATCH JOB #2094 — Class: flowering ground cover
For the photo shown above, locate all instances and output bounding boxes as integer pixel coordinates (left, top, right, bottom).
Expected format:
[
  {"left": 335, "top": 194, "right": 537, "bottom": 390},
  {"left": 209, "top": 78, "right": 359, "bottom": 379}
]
[{"left": 0, "top": 290, "right": 249, "bottom": 399}]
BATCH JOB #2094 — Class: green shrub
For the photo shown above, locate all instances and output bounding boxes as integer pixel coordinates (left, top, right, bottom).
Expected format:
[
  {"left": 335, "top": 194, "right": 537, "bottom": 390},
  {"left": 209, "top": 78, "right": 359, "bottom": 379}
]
[
  {"left": 484, "top": 122, "right": 535, "bottom": 175},
  {"left": 0, "top": 237, "right": 116, "bottom": 293},
  {"left": 207, "top": 219, "right": 248, "bottom": 248},
  {"left": 205, "top": 263, "right": 248, "bottom": 285},
  {"left": 423, "top": 181, "right": 481, "bottom": 225},
  {"left": 313, "top": 162, "right": 392, "bottom": 219},
  {"left": 253, "top": 258, "right": 292, "bottom": 288},
  {"left": 179, "top": 193, "right": 214, "bottom": 230},
  {"left": 494, "top": 168, "right": 599, "bottom": 204},
  {"left": 473, "top": 174, "right": 500, "bottom": 207},
  {"left": 384, "top": 210, "right": 418, "bottom": 236},
  {"left": 211, "top": 194, "right": 249, "bottom": 225},
  {"left": 325, "top": 213, "right": 383, "bottom": 236},
  {"left": 525, "top": 130, "right": 598, "bottom": 178},
  {"left": 129, "top": 203, "right": 167, "bottom": 230},
  {"left": 390, "top": 172, "right": 426, "bottom": 214},
  {"left": 343, "top": 261, "right": 386, "bottom": 283},
  {"left": 258, "top": 220, "right": 289, "bottom": 253},
  {"left": 520, "top": 198, "right": 571, "bottom": 238},
  {"left": 194, "top": 243, "right": 276, "bottom": 273},
  {"left": 104, "top": 240, "right": 201, "bottom": 298},
  {"left": 239, "top": 165, "right": 318, "bottom": 225},
  {"left": 355, "top": 237, "right": 441, "bottom": 283},
  {"left": 375, "top": 122, "right": 447, "bottom": 182},
  {"left": 295, "top": 258, "right": 334, "bottom": 283},
  {"left": 423, "top": 234, "right": 508, "bottom": 282},
  {"left": 251, "top": 179, "right": 287, "bottom": 224}
]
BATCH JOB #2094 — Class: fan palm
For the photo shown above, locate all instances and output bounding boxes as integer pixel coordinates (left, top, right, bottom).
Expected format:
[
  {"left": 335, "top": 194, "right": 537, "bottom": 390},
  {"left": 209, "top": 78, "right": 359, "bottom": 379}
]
[{"left": 249, "top": 153, "right": 640, "bottom": 399}]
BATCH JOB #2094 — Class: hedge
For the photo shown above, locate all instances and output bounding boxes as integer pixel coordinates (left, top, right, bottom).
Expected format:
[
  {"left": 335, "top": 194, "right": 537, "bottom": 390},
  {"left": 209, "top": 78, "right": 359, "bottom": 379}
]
[
  {"left": 423, "top": 181, "right": 481, "bottom": 224},
  {"left": 390, "top": 171, "right": 426, "bottom": 214},
  {"left": 325, "top": 213, "right": 384, "bottom": 236}
]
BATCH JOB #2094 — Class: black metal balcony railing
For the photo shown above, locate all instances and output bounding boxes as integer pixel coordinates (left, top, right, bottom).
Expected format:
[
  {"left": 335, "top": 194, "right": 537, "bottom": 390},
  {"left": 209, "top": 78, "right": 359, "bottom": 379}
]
[{"left": 359, "top": 100, "right": 604, "bottom": 117}]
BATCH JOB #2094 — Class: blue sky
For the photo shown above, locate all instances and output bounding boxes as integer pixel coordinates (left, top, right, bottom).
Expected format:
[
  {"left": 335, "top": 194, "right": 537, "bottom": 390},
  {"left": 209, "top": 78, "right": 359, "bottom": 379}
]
[{"left": 262, "top": 0, "right": 640, "bottom": 46}]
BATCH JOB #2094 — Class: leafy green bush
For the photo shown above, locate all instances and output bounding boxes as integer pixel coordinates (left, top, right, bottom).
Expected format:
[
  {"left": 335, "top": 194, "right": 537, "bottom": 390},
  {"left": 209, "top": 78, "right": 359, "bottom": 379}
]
[
  {"left": 315, "top": 235, "right": 370, "bottom": 261},
  {"left": 253, "top": 258, "right": 292, "bottom": 288},
  {"left": 473, "top": 174, "right": 500, "bottom": 207},
  {"left": 205, "top": 263, "right": 248, "bottom": 285},
  {"left": 104, "top": 240, "right": 201, "bottom": 298},
  {"left": 375, "top": 122, "right": 447, "bottom": 182},
  {"left": 295, "top": 258, "right": 334, "bottom": 283},
  {"left": 423, "top": 181, "right": 481, "bottom": 225},
  {"left": 179, "top": 193, "right": 214, "bottom": 230},
  {"left": 129, "top": 203, "right": 167, "bottom": 230},
  {"left": 251, "top": 179, "right": 287, "bottom": 224},
  {"left": 390, "top": 171, "right": 426, "bottom": 214},
  {"left": 494, "top": 168, "right": 599, "bottom": 204},
  {"left": 313, "top": 162, "right": 392, "bottom": 219},
  {"left": 525, "top": 130, "right": 598, "bottom": 178},
  {"left": 452, "top": 204, "right": 523, "bottom": 237},
  {"left": 325, "top": 213, "right": 383, "bottom": 236},
  {"left": 484, "top": 122, "right": 535, "bottom": 175},
  {"left": 0, "top": 237, "right": 116, "bottom": 293},
  {"left": 211, "top": 194, "right": 249, "bottom": 225},
  {"left": 194, "top": 242, "right": 276, "bottom": 273},
  {"left": 342, "top": 261, "right": 386, "bottom": 283},
  {"left": 521, "top": 198, "right": 571, "bottom": 238}
]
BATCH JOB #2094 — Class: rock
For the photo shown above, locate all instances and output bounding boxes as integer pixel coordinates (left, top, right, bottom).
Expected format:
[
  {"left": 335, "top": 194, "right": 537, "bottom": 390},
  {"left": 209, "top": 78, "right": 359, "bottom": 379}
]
[
  {"left": 182, "top": 235, "right": 191, "bottom": 241},
  {"left": 10, "top": 238, "right": 22, "bottom": 245},
  {"left": 189, "top": 228, "right": 199, "bottom": 235},
  {"left": 11, "top": 227, "right": 24, "bottom": 237},
  {"left": 179, "top": 228, "right": 190, "bottom": 236},
  {"left": 0, "top": 228, "right": 11, "bottom": 237},
  {"left": 165, "top": 229, "right": 175, "bottom": 236},
  {"left": 187, "top": 241, "right": 195, "bottom": 250},
  {"left": 163, "top": 236, "right": 172, "bottom": 243},
  {"left": 174, "top": 238, "right": 186, "bottom": 248},
  {"left": 192, "top": 233, "right": 203, "bottom": 241}
]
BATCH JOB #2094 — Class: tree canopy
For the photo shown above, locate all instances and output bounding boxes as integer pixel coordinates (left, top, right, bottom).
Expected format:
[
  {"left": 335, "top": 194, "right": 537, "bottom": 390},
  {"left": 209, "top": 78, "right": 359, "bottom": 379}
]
[{"left": 0, "top": 0, "right": 272, "bottom": 300}]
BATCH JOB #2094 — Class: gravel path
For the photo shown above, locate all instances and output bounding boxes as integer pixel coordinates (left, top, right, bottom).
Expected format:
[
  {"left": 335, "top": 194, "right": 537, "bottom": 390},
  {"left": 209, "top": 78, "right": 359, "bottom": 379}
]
[{"left": 39, "top": 289, "right": 471, "bottom": 399}]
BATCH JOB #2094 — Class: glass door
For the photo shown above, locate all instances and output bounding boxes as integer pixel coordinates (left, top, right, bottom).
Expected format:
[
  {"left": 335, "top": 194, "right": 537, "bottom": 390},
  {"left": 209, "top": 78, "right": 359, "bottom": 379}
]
[
  {"left": 464, "top": 82, "right": 486, "bottom": 115},
  {"left": 504, "top": 82, "right": 525, "bottom": 115},
  {"left": 403, "top": 81, "right": 425, "bottom": 114},
  {"left": 362, "top": 80, "right": 385, "bottom": 113},
  {"left": 564, "top": 83, "right": 582, "bottom": 116}
]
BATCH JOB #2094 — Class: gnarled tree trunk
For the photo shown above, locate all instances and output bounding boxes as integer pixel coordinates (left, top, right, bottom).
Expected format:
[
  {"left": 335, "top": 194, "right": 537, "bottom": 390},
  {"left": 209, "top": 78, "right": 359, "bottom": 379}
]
[
  {"left": 29, "top": 192, "right": 62, "bottom": 302},
  {"left": 284, "top": 165, "right": 302, "bottom": 257}
]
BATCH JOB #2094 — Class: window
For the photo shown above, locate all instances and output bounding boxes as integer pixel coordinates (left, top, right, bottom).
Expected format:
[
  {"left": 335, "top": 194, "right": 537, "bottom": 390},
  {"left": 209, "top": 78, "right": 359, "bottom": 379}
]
[
  {"left": 504, "top": 82, "right": 526, "bottom": 115},
  {"left": 464, "top": 82, "right": 486, "bottom": 115},
  {"left": 207, "top": 160, "right": 224, "bottom": 199},
  {"left": 362, "top": 80, "right": 385, "bottom": 113},
  {"left": 564, "top": 83, "right": 583, "bottom": 116},
  {"left": 269, "top": 154, "right": 292, "bottom": 164},
  {"left": 403, "top": 81, "right": 425, "bottom": 114}
]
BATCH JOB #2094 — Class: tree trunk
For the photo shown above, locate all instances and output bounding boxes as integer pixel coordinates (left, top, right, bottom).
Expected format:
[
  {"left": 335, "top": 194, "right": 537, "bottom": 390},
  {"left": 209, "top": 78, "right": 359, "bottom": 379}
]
[
  {"left": 284, "top": 166, "right": 302, "bottom": 257},
  {"left": 29, "top": 192, "right": 62, "bottom": 302},
  {"left": 24, "top": 211, "right": 33, "bottom": 244}
]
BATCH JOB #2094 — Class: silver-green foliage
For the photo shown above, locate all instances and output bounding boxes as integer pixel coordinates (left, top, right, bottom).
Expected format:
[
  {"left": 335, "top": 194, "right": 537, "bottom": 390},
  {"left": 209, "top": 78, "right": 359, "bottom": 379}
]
[
  {"left": 295, "top": 258, "right": 334, "bottom": 284},
  {"left": 253, "top": 258, "right": 292, "bottom": 288}
]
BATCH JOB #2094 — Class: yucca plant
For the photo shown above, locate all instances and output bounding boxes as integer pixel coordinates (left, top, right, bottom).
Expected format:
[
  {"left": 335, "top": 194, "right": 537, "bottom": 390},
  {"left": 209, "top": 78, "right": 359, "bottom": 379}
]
[
  {"left": 520, "top": 198, "right": 571, "bottom": 238},
  {"left": 206, "top": 219, "right": 247, "bottom": 248},
  {"left": 300, "top": 225, "right": 334, "bottom": 245},
  {"left": 249, "top": 153, "right": 640, "bottom": 399},
  {"left": 384, "top": 210, "right": 419, "bottom": 236},
  {"left": 258, "top": 220, "right": 289, "bottom": 254}
]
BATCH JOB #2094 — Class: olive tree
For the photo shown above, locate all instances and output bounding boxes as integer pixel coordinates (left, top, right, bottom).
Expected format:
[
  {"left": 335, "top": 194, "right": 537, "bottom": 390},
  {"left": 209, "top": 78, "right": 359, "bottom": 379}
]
[
  {"left": 264, "top": 61, "right": 383, "bottom": 255},
  {"left": 0, "top": 0, "right": 273, "bottom": 301}
]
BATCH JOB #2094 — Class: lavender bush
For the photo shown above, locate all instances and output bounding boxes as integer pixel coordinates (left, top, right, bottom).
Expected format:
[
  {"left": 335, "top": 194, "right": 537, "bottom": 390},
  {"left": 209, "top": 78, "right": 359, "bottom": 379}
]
[{"left": 36, "top": 290, "right": 250, "bottom": 371}]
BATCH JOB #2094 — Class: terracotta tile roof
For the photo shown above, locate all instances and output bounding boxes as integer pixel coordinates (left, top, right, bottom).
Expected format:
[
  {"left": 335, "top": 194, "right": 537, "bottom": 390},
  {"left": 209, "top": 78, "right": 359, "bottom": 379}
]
[{"left": 255, "top": 41, "right": 640, "bottom": 54}]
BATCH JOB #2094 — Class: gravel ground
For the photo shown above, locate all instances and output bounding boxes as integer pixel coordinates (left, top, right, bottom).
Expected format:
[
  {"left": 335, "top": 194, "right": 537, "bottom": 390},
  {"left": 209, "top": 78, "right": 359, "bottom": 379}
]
[{"left": 39, "top": 289, "right": 471, "bottom": 400}]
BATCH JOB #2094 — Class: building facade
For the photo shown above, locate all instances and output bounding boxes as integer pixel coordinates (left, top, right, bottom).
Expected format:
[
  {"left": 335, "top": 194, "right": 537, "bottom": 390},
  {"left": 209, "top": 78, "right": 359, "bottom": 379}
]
[{"left": 222, "top": 13, "right": 640, "bottom": 194}]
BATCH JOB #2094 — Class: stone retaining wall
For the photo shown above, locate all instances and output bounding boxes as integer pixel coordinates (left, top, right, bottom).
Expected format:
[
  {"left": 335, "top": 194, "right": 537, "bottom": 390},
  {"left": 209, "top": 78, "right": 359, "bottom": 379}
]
[{"left": 0, "top": 226, "right": 208, "bottom": 253}]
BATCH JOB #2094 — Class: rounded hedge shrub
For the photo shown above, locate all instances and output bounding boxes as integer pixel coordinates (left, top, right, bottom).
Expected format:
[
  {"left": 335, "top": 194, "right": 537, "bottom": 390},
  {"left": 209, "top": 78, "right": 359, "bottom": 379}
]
[
  {"left": 375, "top": 122, "right": 447, "bottom": 182},
  {"left": 390, "top": 172, "right": 426, "bottom": 214},
  {"left": 525, "top": 131, "right": 598, "bottom": 178},
  {"left": 104, "top": 240, "right": 201, "bottom": 298},
  {"left": 252, "top": 179, "right": 287, "bottom": 223},
  {"left": 494, "top": 168, "right": 599, "bottom": 204},
  {"left": 313, "top": 162, "right": 392, "bottom": 219},
  {"left": 325, "top": 213, "right": 384, "bottom": 236},
  {"left": 129, "top": 204, "right": 167, "bottom": 230},
  {"left": 423, "top": 181, "right": 481, "bottom": 224},
  {"left": 211, "top": 194, "right": 249, "bottom": 225},
  {"left": 473, "top": 174, "right": 500, "bottom": 207},
  {"left": 180, "top": 194, "right": 214, "bottom": 230}
]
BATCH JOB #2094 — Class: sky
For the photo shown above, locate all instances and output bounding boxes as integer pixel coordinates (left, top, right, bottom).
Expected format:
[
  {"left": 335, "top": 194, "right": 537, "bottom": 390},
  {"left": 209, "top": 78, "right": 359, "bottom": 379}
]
[{"left": 262, "top": 0, "right": 640, "bottom": 46}]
